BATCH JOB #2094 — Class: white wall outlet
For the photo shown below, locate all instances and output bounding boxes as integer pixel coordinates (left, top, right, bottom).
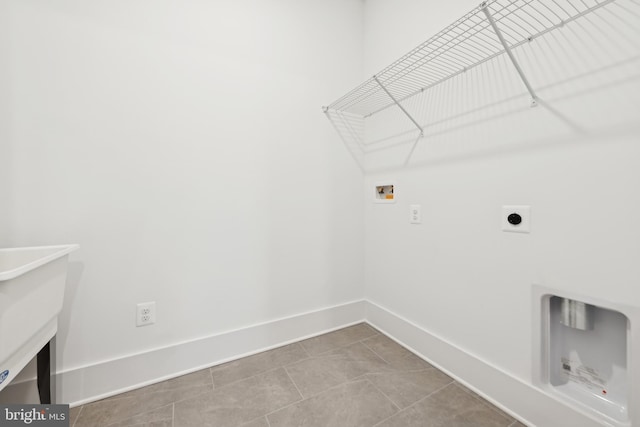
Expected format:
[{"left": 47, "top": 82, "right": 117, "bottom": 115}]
[
  {"left": 409, "top": 204, "right": 421, "bottom": 224},
  {"left": 136, "top": 301, "right": 156, "bottom": 327},
  {"left": 502, "top": 205, "right": 531, "bottom": 233}
]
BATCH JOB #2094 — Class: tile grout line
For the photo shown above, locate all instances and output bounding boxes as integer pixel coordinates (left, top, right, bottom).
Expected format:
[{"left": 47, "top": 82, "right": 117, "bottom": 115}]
[
  {"left": 297, "top": 341, "right": 311, "bottom": 358},
  {"left": 360, "top": 336, "right": 440, "bottom": 380},
  {"left": 286, "top": 373, "right": 348, "bottom": 401},
  {"left": 262, "top": 394, "right": 307, "bottom": 420},
  {"left": 360, "top": 332, "right": 435, "bottom": 372},
  {"left": 241, "top": 415, "right": 271, "bottom": 427},
  {"left": 285, "top": 358, "right": 355, "bottom": 401},
  {"left": 282, "top": 353, "right": 316, "bottom": 370},
  {"left": 102, "top": 402, "right": 176, "bottom": 427},
  {"left": 303, "top": 326, "right": 379, "bottom": 358},
  {"left": 71, "top": 405, "right": 83, "bottom": 427},
  {"left": 89, "top": 374, "right": 212, "bottom": 405},
  {"left": 281, "top": 344, "right": 315, "bottom": 371},
  {"left": 211, "top": 365, "right": 292, "bottom": 392},
  {"left": 362, "top": 376, "right": 402, "bottom": 412},
  {"left": 163, "top": 387, "right": 212, "bottom": 406},
  {"left": 107, "top": 325, "right": 522, "bottom": 427},
  {"left": 359, "top": 339, "right": 393, "bottom": 365},
  {"left": 80, "top": 325, "right": 373, "bottom": 416},
  {"left": 177, "top": 365, "right": 308, "bottom": 423},
  {"left": 262, "top": 376, "right": 372, "bottom": 420},
  {"left": 453, "top": 382, "right": 516, "bottom": 423},
  {"left": 283, "top": 366, "right": 305, "bottom": 401},
  {"left": 276, "top": 329, "right": 403, "bottom": 404},
  {"left": 412, "top": 380, "right": 455, "bottom": 407},
  {"left": 282, "top": 338, "right": 393, "bottom": 401},
  {"left": 370, "top": 407, "right": 404, "bottom": 426},
  {"left": 371, "top": 380, "right": 455, "bottom": 427},
  {"left": 210, "top": 345, "right": 310, "bottom": 391},
  {"left": 308, "top": 335, "right": 380, "bottom": 358},
  {"left": 92, "top": 326, "right": 498, "bottom": 427},
  {"left": 75, "top": 326, "right": 449, "bottom": 426}
]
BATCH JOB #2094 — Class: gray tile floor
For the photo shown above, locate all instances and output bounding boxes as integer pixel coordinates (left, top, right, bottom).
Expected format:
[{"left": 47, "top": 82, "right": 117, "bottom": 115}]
[{"left": 70, "top": 324, "right": 527, "bottom": 427}]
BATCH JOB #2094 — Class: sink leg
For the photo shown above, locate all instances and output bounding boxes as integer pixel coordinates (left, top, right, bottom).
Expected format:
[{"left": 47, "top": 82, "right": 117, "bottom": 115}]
[{"left": 37, "top": 336, "right": 56, "bottom": 404}]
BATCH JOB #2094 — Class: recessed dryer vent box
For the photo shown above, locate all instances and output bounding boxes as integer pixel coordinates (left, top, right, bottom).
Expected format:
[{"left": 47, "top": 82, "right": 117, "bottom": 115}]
[{"left": 374, "top": 184, "right": 395, "bottom": 203}]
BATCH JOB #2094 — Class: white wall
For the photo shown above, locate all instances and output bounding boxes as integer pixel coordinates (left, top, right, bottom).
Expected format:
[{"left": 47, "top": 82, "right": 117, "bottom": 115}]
[
  {"left": 3, "top": 0, "right": 639, "bottom": 421},
  {"left": 0, "top": 0, "right": 365, "bottom": 402},
  {"left": 0, "top": 7, "right": 12, "bottom": 244},
  {"left": 362, "top": 0, "right": 640, "bottom": 425}
]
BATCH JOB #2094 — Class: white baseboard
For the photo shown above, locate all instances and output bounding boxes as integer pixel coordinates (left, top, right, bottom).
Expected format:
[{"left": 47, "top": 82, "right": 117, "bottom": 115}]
[
  {"left": 1, "top": 299, "right": 367, "bottom": 406},
  {"left": 1, "top": 298, "right": 617, "bottom": 427},
  {"left": 364, "top": 300, "right": 610, "bottom": 427}
]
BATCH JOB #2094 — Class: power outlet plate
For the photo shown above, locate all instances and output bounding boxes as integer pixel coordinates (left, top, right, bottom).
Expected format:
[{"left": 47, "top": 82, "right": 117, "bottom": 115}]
[
  {"left": 502, "top": 205, "right": 531, "bottom": 233},
  {"left": 136, "top": 301, "right": 156, "bottom": 327},
  {"left": 409, "top": 204, "right": 421, "bottom": 224}
]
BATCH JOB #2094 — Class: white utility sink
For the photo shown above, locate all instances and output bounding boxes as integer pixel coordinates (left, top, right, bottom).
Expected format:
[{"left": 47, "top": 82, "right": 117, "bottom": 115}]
[{"left": 0, "top": 245, "right": 78, "bottom": 393}]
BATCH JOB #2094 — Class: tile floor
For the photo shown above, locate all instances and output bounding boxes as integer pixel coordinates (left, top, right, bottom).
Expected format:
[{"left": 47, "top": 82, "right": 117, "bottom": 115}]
[{"left": 69, "top": 324, "right": 527, "bottom": 427}]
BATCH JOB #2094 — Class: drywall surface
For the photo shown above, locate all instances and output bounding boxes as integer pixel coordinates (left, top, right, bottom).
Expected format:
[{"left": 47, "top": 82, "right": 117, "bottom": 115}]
[
  {"left": 363, "top": 0, "right": 640, "bottom": 424},
  {"left": 0, "top": 8, "right": 11, "bottom": 244},
  {"left": 0, "top": 0, "right": 364, "bottom": 399}
]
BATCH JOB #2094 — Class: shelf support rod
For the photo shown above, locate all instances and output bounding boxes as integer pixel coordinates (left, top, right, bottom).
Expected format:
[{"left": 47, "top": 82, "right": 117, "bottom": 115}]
[
  {"left": 373, "top": 75, "right": 424, "bottom": 134},
  {"left": 481, "top": 2, "right": 538, "bottom": 107},
  {"left": 404, "top": 132, "right": 424, "bottom": 167}
]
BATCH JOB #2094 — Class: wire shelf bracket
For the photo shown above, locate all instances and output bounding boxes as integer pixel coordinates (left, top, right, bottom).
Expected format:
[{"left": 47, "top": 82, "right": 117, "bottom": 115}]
[
  {"left": 373, "top": 75, "right": 425, "bottom": 135},
  {"left": 480, "top": 1, "right": 538, "bottom": 107}
]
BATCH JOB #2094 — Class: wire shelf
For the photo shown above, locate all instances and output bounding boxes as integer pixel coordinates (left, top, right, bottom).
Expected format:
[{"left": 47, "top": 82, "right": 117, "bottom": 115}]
[{"left": 324, "top": 0, "right": 618, "bottom": 119}]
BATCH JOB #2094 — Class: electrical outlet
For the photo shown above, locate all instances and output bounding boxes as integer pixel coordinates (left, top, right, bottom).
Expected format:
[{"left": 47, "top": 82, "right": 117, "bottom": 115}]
[
  {"left": 502, "top": 205, "right": 531, "bottom": 233},
  {"left": 409, "top": 204, "right": 421, "bottom": 224},
  {"left": 136, "top": 302, "right": 156, "bottom": 327}
]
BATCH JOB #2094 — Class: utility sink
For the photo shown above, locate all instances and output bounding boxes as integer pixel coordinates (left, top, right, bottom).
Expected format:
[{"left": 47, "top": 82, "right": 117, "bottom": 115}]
[{"left": 0, "top": 245, "right": 78, "bottom": 394}]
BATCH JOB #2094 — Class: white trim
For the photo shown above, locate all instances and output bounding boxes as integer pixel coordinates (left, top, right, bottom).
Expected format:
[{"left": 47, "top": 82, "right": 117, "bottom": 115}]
[
  {"left": 364, "top": 300, "right": 613, "bottom": 427},
  {"left": 62, "top": 299, "right": 366, "bottom": 375},
  {"left": 2, "top": 299, "right": 367, "bottom": 406},
  {"left": 3, "top": 298, "right": 628, "bottom": 427}
]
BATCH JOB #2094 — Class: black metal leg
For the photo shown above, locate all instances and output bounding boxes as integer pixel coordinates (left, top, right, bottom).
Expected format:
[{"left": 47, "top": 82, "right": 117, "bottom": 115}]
[{"left": 37, "top": 336, "right": 56, "bottom": 404}]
